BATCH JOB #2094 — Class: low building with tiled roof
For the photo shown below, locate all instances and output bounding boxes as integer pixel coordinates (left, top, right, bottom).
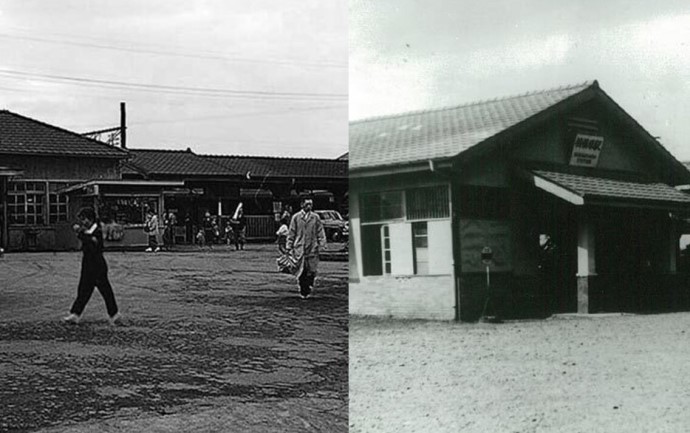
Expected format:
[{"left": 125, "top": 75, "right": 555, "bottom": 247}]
[
  {"left": 123, "top": 148, "right": 237, "bottom": 179},
  {"left": 0, "top": 109, "right": 129, "bottom": 251},
  {"left": 349, "top": 80, "right": 690, "bottom": 322},
  {"left": 205, "top": 154, "right": 347, "bottom": 179}
]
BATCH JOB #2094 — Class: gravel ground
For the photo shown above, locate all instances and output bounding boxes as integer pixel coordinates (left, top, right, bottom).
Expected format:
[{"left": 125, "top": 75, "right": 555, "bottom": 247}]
[
  {"left": 0, "top": 244, "right": 347, "bottom": 433},
  {"left": 350, "top": 314, "right": 690, "bottom": 433}
]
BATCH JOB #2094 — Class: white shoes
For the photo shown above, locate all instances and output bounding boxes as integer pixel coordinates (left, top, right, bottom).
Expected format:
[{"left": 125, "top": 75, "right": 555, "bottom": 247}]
[
  {"left": 145, "top": 247, "right": 153, "bottom": 252},
  {"left": 62, "top": 313, "right": 81, "bottom": 324},
  {"left": 154, "top": 247, "right": 160, "bottom": 253},
  {"left": 109, "top": 312, "right": 122, "bottom": 326}
]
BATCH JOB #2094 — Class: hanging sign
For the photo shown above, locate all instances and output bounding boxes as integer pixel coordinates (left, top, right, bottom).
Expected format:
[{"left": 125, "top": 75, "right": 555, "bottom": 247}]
[{"left": 569, "top": 134, "right": 604, "bottom": 167}]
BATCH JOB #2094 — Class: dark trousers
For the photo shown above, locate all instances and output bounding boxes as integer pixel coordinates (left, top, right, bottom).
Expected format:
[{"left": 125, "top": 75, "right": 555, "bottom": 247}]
[
  {"left": 298, "top": 272, "right": 316, "bottom": 297},
  {"left": 148, "top": 235, "right": 158, "bottom": 249},
  {"left": 70, "top": 265, "right": 118, "bottom": 317}
]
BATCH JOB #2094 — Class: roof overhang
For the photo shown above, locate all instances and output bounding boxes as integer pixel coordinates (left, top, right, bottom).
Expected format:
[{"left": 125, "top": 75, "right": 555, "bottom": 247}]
[
  {"left": 61, "top": 180, "right": 185, "bottom": 194},
  {"left": 350, "top": 159, "right": 453, "bottom": 179},
  {"left": 528, "top": 169, "right": 690, "bottom": 211}
]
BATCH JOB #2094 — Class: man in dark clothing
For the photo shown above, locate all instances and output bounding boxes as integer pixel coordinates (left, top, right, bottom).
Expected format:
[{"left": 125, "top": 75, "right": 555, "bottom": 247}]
[
  {"left": 63, "top": 207, "right": 120, "bottom": 325},
  {"left": 231, "top": 209, "right": 247, "bottom": 250}
]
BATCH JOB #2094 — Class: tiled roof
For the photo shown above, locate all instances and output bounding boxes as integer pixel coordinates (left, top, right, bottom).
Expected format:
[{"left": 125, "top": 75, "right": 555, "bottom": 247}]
[
  {"left": 534, "top": 170, "right": 690, "bottom": 204},
  {"left": 349, "top": 81, "right": 596, "bottom": 170},
  {"left": 0, "top": 110, "right": 128, "bottom": 158},
  {"left": 204, "top": 155, "right": 348, "bottom": 178},
  {"left": 127, "top": 149, "right": 234, "bottom": 177}
]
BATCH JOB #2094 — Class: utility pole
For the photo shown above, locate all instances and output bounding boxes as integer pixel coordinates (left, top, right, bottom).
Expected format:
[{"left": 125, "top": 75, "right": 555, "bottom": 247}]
[{"left": 120, "top": 102, "right": 127, "bottom": 149}]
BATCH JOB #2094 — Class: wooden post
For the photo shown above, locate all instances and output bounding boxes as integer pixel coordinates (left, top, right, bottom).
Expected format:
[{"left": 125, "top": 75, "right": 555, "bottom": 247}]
[{"left": 577, "top": 215, "right": 596, "bottom": 313}]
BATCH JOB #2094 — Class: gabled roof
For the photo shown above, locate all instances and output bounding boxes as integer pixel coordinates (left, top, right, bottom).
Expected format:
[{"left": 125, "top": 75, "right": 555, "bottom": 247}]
[
  {"left": 0, "top": 110, "right": 128, "bottom": 158},
  {"left": 126, "top": 149, "right": 234, "bottom": 177},
  {"left": 349, "top": 81, "right": 596, "bottom": 171},
  {"left": 204, "top": 155, "right": 348, "bottom": 178}
]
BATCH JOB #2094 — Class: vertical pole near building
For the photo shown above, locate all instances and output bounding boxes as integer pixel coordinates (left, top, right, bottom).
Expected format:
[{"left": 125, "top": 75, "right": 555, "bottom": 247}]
[
  {"left": 576, "top": 215, "right": 596, "bottom": 314},
  {"left": 1, "top": 176, "right": 8, "bottom": 250},
  {"left": 120, "top": 102, "right": 127, "bottom": 149}
]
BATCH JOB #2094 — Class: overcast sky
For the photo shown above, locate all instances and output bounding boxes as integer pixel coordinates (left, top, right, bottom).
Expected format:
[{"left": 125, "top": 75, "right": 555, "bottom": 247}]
[
  {"left": 350, "top": 0, "right": 690, "bottom": 161},
  {"left": 0, "top": 0, "right": 347, "bottom": 158}
]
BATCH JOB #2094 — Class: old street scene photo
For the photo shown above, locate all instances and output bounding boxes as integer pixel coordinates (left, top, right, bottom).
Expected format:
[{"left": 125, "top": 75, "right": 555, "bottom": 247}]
[
  {"left": 350, "top": 1, "right": 690, "bottom": 432},
  {"left": 0, "top": 2, "right": 348, "bottom": 433}
]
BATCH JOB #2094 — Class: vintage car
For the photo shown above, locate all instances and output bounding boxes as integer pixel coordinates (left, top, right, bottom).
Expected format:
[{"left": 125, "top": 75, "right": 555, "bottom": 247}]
[{"left": 314, "top": 210, "right": 349, "bottom": 242}]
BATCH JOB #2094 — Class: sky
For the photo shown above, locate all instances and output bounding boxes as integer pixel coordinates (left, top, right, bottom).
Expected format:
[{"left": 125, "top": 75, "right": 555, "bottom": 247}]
[
  {"left": 0, "top": 0, "right": 347, "bottom": 158},
  {"left": 350, "top": 0, "right": 690, "bottom": 161}
]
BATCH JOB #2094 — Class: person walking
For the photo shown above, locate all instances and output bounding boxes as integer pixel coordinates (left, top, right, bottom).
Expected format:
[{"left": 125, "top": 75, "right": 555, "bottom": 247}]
[
  {"left": 63, "top": 207, "right": 120, "bottom": 325},
  {"left": 162, "top": 210, "right": 177, "bottom": 250},
  {"left": 144, "top": 209, "right": 160, "bottom": 252},
  {"left": 286, "top": 196, "right": 327, "bottom": 299}
]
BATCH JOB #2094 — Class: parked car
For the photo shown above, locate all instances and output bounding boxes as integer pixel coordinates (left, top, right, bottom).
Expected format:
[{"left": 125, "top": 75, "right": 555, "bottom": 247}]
[{"left": 315, "top": 210, "right": 349, "bottom": 242}]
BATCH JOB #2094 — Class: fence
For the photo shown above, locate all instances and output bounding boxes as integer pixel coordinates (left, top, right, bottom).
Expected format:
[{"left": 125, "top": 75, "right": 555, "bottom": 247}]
[{"left": 245, "top": 215, "right": 275, "bottom": 241}]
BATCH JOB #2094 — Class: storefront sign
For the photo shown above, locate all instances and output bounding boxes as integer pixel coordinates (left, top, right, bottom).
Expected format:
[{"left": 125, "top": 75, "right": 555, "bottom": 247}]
[{"left": 569, "top": 134, "right": 604, "bottom": 167}]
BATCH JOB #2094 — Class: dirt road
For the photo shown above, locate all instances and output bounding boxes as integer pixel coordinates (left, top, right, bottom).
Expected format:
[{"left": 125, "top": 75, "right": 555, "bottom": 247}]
[
  {"left": 350, "top": 314, "right": 690, "bottom": 433},
  {"left": 0, "top": 245, "right": 347, "bottom": 432}
]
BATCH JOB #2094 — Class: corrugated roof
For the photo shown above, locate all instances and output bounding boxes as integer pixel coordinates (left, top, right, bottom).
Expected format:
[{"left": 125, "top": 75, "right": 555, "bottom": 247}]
[
  {"left": 204, "top": 155, "right": 348, "bottom": 178},
  {"left": 349, "top": 81, "right": 596, "bottom": 170},
  {"left": 534, "top": 170, "right": 690, "bottom": 204},
  {"left": 127, "top": 149, "right": 234, "bottom": 176},
  {"left": 0, "top": 110, "right": 128, "bottom": 158}
]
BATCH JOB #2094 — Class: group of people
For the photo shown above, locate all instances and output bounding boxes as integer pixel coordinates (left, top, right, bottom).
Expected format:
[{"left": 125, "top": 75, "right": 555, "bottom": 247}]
[
  {"left": 141, "top": 208, "right": 247, "bottom": 252},
  {"left": 197, "top": 210, "right": 246, "bottom": 250},
  {"left": 62, "top": 195, "right": 328, "bottom": 324}
]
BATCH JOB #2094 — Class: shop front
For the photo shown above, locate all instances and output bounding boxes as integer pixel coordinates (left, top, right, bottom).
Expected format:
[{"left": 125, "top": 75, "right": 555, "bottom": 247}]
[{"left": 62, "top": 180, "right": 185, "bottom": 249}]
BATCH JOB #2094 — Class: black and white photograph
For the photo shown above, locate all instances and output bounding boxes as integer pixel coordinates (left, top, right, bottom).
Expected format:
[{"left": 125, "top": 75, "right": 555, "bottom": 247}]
[
  {"left": 0, "top": 1, "right": 348, "bottom": 432},
  {"left": 350, "top": 1, "right": 690, "bottom": 432}
]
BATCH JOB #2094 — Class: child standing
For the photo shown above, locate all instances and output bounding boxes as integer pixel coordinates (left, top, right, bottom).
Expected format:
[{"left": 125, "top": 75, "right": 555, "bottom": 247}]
[
  {"left": 276, "top": 217, "right": 289, "bottom": 254},
  {"left": 63, "top": 207, "right": 120, "bottom": 325}
]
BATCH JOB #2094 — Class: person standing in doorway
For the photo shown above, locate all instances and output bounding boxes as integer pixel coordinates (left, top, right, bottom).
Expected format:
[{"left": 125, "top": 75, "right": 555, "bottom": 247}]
[
  {"left": 286, "top": 195, "right": 327, "bottom": 299},
  {"left": 63, "top": 207, "right": 120, "bottom": 325},
  {"left": 144, "top": 209, "right": 160, "bottom": 252}
]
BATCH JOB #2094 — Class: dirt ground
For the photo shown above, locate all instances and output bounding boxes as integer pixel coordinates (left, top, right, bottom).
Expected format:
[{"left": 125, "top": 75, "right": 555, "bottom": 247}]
[
  {"left": 350, "top": 314, "right": 690, "bottom": 433},
  {"left": 0, "top": 244, "right": 347, "bottom": 433}
]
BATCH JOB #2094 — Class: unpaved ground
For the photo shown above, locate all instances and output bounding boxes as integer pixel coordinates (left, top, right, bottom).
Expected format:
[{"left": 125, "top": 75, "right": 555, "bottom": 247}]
[
  {"left": 350, "top": 314, "right": 690, "bottom": 433},
  {"left": 0, "top": 244, "right": 347, "bottom": 432}
]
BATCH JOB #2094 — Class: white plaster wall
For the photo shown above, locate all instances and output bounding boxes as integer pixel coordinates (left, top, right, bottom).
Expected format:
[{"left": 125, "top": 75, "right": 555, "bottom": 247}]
[
  {"left": 428, "top": 220, "right": 453, "bottom": 275},
  {"left": 390, "top": 222, "right": 414, "bottom": 275}
]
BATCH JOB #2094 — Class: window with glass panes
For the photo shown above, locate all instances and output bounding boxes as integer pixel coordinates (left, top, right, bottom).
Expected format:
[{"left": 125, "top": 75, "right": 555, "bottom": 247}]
[
  {"left": 381, "top": 225, "right": 391, "bottom": 274},
  {"left": 48, "top": 183, "right": 69, "bottom": 223},
  {"left": 8, "top": 181, "right": 46, "bottom": 225},
  {"left": 412, "top": 221, "right": 429, "bottom": 274},
  {"left": 360, "top": 185, "right": 449, "bottom": 276}
]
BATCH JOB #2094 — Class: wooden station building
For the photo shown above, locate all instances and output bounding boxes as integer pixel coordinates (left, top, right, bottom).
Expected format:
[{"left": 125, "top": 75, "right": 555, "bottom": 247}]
[{"left": 349, "top": 81, "right": 690, "bottom": 321}]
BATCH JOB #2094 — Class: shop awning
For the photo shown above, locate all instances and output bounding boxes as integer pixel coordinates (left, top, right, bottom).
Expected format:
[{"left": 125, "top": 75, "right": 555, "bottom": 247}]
[
  {"left": 0, "top": 166, "right": 23, "bottom": 176},
  {"left": 530, "top": 170, "right": 690, "bottom": 210},
  {"left": 60, "top": 180, "right": 185, "bottom": 195}
]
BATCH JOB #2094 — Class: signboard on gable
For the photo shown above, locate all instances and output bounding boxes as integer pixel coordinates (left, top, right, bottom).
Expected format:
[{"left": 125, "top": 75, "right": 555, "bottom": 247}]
[{"left": 569, "top": 134, "right": 604, "bottom": 167}]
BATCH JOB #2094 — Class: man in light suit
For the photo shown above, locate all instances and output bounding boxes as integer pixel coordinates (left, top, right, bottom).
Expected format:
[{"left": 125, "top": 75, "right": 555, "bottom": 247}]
[{"left": 286, "top": 195, "right": 327, "bottom": 299}]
